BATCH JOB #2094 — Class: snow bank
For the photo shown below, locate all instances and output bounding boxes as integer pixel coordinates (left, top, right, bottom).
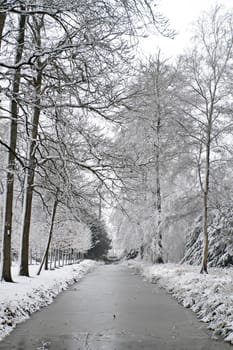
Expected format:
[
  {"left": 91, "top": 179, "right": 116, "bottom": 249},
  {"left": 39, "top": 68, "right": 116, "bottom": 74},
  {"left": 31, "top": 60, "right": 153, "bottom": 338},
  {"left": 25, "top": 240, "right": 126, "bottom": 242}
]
[
  {"left": 0, "top": 260, "right": 96, "bottom": 340},
  {"left": 127, "top": 260, "right": 233, "bottom": 345}
]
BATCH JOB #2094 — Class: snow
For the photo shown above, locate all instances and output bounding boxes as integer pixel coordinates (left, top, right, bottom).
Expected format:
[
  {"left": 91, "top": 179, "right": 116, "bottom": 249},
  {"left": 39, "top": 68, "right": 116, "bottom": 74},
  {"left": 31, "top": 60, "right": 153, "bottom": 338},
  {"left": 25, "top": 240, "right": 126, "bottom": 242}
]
[
  {"left": 181, "top": 209, "right": 233, "bottom": 267},
  {"left": 0, "top": 260, "right": 96, "bottom": 340},
  {"left": 127, "top": 260, "right": 233, "bottom": 345}
]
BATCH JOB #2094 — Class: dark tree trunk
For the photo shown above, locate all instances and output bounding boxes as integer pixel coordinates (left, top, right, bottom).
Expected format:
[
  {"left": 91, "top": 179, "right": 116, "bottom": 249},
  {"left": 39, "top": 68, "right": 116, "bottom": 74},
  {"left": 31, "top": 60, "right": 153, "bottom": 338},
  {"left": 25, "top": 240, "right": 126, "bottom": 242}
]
[
  {"left": 0, "top": 10, "right": 26, "bottom": 282},
  {"left": 200, "top": 130, "right": 211, "bottom": 274},
  {"left": 37, "top": 197, "right": 58, "bottom": 275},
  {"left": 0, "top": 12, "right": 6, "bottom": 49},
  {"left": 19, "top": 66, "right": 43, "bottom": 276},
  {"left": 154, "top": 54, "right": 163, "bottom": 264},
  {"left": 155, "top": 113, "right": 163, "bottom": 263}
]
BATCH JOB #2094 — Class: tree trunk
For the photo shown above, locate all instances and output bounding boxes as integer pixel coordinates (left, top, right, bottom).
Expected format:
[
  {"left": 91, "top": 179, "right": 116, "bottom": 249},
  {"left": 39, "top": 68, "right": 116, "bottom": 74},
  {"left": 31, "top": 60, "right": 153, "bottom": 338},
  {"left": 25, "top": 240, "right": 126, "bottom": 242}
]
[
  {"left": 154, "top": 55, "right": 163, "bottom": 264},
  {"left": 55, "top": 249, "right": 59, "bottom": 268},
  {"left": 37, "top": 197, "right": 58, "bottom": 275},
  {"left": 200, "top": 136, "right": 211, "bottom": 274},
  {"left": 49, "top": 249, "right": 53, "bottom": 270},
  {"left": 99, "top": 195, "right": 102, "bottom": 220},
  {"left": 0, "top": 12, "right": 6, "bottom": 49},
  {"left": 58, "top": 249, "right": 61, "bottom": 267},
  {"left": 0, "top": 10, "right": 26, "bottom": 282},
  {"left": 155, "top": 115, "right": 163, "bottom": 263},
  {"left": 200, "top": 109, "right": 212, "bottom": 274},
  {"left": 63, "top": 250, "right": 66, "bottom": 265},
  {"left": 19, "top": 66, "right": 43, "bottom": 276},
  {"left": 65, "top": 252, "right": 68, "bottom": 265}
]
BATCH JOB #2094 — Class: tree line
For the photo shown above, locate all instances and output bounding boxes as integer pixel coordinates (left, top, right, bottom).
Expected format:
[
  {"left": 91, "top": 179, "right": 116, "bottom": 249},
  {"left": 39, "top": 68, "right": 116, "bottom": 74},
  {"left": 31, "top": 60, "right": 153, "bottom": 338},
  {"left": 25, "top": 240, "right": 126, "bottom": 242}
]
[
  {"left": 0, "top": 0, "right": 170, "bottom": 281},
  {"left": 1, "top": 1, "right": 229, "bottom": 280},
  {"left": 112, "top": 5, "right": 233, "bottom": 273}
]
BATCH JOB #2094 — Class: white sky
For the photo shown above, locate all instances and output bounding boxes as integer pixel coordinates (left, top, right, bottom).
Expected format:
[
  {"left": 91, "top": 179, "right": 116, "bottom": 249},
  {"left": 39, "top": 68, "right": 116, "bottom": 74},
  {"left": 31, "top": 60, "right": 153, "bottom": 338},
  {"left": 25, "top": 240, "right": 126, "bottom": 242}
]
[{"left": 139, "top": 0, "right": 233, "bottom": 59}]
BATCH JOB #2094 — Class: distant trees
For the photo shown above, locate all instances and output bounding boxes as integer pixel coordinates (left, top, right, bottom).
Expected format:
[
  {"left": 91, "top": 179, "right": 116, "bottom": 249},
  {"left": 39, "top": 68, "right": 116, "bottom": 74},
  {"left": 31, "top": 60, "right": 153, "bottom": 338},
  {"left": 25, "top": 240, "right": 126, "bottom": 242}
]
[
  {"left": 139, "top": 53, "right": 178, "bottom": 263},
  {"left": 86, "top": 219, "right": 112, "bottom": 260},
  {"left": 111, "top": 52, "right": 181, "bottom": 263}
]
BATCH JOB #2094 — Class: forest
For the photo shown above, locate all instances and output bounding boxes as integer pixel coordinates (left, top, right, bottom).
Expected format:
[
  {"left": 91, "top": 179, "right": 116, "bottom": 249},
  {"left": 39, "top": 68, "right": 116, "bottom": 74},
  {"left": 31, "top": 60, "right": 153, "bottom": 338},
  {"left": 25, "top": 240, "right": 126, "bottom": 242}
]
[{"left": 0, "top": 0, "right": 233, "bottom": 282}]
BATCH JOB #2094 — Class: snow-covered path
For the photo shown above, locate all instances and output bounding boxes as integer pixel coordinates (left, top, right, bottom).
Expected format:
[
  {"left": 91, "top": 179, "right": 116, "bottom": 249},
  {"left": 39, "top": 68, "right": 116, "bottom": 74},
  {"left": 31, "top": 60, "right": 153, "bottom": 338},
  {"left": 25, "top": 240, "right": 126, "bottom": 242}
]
[
  {"left": 0, "top": 260, "right": 96, "bottom": 341},
  {"left": 0, "top": 264, "right": 231, "bottom": 349},
  {"left": 128, "top": 260, "right": 233, "bottom": 345}
]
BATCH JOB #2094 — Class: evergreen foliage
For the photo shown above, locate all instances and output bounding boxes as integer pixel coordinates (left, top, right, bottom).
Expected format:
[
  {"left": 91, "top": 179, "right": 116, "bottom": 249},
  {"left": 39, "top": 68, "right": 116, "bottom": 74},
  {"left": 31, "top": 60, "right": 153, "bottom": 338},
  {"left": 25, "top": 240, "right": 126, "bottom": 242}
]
[
  {"left": 86, "top": 219, "right": 112, "bottom": 260},
  {"left": 181, "top": 209, "right": 233, "bottom": 267}
]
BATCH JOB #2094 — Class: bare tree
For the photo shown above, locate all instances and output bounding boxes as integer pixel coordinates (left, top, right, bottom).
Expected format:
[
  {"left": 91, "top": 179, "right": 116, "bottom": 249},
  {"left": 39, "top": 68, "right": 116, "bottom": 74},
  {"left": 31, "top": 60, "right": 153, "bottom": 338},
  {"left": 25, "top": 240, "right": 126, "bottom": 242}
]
[
  {"left": 0, "top": 0, "right": 173, "bottom": 280},
  {"left": 109, "top": 53, "right": 184, "bottom": 262},
  {"left": 176, "top": 6, "right": 233, "bottom": 273},
  {"left": 1, "top": 7, "right": 27, "bottom": 282},
  {"left": 145, "top": 53, "right": 171, "bottom": 263},
  {"left": 19, "top": 15, "right": 45, "bottom": 276},
  {"left": 37, "top": 189, "right": 59, "bottom": 275}
]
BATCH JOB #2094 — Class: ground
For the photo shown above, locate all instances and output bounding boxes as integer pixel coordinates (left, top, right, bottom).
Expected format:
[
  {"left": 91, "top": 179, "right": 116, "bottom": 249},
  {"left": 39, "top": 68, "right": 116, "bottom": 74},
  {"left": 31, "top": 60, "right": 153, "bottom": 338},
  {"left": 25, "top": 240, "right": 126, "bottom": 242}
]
[
  {"left": 127, "top": 260, "right": 233, "bottom": 345},
  {"left": 0, "top": 263, "right": 230, "bottom": 349},
  {"left": 0, "top": 260, "right": 96, "bottom": 340},
  {"left": 0, "top": 259, "right": 233, "bottom": 347}
]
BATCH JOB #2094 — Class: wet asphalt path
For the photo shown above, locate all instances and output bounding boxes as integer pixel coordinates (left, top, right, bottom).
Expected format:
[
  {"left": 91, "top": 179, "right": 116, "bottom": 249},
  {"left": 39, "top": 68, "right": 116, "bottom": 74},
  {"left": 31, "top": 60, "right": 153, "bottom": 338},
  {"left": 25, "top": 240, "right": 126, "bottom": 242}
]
[{"left": 0, "top": 264, "right": 231, "bottom": 350}]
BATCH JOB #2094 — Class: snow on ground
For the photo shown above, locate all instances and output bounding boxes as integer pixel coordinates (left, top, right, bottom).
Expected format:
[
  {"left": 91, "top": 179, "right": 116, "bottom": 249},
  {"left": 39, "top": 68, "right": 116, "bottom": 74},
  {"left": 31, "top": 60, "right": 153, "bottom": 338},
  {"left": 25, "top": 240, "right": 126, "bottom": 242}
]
[
  {"left": 127, "top": 260, "right": 233, "bottom": 345},
  {"left": 0, "top": 260, "right": 96, "bottom": 341}
]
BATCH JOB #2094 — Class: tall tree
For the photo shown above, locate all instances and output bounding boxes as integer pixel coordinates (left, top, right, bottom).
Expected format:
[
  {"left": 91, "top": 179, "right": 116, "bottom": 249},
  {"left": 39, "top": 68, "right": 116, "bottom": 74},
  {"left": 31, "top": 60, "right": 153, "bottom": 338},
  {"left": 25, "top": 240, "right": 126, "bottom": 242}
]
[
  {"left": 177, "top": 6, "right": 233, "bottom": 273},
  {"left": 1, "top": 7, "right": 27, "bottom": 282},
  {"left": 19, "top": 15, "right": 45, "bottom": 276},
  {"left": 143, "top": 53, "right": 173, "bottom": 263},
  {"left": 112, "top": 53, "right": 180, "bottom": 263}
]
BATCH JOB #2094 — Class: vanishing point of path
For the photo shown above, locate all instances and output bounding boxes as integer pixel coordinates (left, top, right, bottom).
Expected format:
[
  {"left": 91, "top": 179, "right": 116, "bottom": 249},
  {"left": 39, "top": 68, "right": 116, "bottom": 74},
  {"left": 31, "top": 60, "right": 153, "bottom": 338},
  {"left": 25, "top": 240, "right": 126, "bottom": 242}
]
[{"left": 0, "top": 264, "right": 231, "bottom": 350}]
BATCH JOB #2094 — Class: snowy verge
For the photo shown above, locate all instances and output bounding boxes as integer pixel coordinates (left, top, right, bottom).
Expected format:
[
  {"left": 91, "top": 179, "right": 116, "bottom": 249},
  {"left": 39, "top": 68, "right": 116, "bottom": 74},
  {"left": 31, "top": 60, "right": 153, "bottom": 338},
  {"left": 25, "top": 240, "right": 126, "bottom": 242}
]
[
  {"left": 126, "top": 260, "right": 233, "bottom": 345},
  {"left": 0, "top": 260, "right": 96, "bottom": 340}
]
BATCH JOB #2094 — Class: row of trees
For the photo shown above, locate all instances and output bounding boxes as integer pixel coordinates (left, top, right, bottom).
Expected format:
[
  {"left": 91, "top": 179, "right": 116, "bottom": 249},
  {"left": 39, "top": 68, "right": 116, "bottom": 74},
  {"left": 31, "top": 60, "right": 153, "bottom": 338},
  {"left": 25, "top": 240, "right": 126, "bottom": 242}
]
[
  {"left": 112, "top": 5, "right": 233, "bottom": 273},
  {"left": 2, "top": 1, "right": 229, "bottom": 278},
  {"left": 0, "top": 0, "right": 170, "bottom": 281}
]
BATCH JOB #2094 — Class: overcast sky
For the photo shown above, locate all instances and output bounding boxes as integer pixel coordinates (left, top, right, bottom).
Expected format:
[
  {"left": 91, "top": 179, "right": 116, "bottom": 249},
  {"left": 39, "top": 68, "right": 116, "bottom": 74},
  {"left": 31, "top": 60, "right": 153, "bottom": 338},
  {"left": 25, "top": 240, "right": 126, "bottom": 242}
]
[{"left": 139, "top": 0, "right": 233, "bottom": 59}]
